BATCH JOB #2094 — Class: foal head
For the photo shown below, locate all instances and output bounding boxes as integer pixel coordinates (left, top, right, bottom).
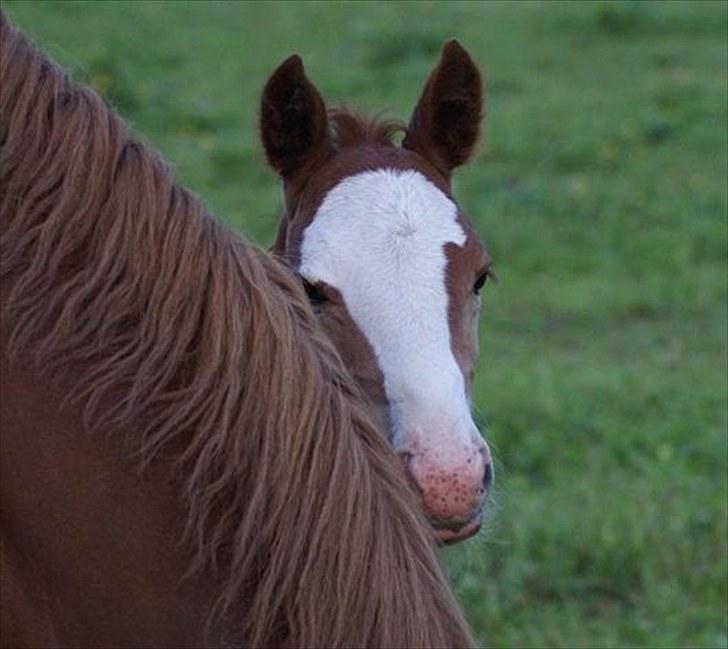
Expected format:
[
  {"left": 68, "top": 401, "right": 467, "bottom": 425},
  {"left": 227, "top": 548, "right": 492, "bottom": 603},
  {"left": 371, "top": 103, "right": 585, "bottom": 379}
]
[{"left": 262, "top": 41, "right": 493, "bottom": 543}]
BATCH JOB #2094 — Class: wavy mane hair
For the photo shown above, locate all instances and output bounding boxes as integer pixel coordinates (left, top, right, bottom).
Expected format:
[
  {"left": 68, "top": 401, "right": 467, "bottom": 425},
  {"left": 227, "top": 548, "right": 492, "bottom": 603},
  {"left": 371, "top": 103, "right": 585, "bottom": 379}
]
[
  {"left": 0, "top": 12, "right": 476, "bottom": 649},
  {"left": 328, "top": 107, "right": 405, "bottom": 149}
]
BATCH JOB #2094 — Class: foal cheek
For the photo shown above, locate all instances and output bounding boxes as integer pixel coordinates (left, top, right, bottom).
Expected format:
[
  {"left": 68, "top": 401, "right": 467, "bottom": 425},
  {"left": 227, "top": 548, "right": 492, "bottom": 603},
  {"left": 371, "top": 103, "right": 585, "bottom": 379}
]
[
  {"left": 318, "top": 303, "right": 387, "bottom": 406},
  {"left": 448, "top": 300, "right": 480, "bottom": 398}
]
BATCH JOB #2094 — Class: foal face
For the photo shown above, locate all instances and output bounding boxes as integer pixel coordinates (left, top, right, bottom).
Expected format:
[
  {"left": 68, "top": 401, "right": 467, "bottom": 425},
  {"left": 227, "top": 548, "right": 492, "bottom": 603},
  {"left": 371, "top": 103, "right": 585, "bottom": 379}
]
[{"left": 262, "top": 41, "right": 493, "bottom": 543}]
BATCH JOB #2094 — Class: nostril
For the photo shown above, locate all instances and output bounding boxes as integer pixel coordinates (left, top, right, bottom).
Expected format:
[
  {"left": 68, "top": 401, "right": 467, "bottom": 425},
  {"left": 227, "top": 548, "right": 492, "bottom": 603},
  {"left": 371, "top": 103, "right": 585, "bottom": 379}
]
[
  {"left": 482, "top": 462, "right": 493, "bottom": 492},
  {"left": 479, "top": 443, "right": 492, "bottom": 467}
]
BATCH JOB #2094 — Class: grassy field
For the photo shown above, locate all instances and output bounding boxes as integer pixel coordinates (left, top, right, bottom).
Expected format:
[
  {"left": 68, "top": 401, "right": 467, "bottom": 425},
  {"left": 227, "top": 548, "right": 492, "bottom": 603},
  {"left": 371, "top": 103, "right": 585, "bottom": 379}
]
[{"left": 4, "top": 1, "right": 727, "bottom": 647}]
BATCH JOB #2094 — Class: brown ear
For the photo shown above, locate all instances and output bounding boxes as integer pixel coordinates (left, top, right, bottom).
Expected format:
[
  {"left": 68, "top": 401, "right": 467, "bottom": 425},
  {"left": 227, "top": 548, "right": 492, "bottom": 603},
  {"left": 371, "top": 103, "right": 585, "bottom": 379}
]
[
  {"left": 402, "top": 40, "right": 483, "bottom": 177},
  {"left": 260, "top": 55, "right": 331, "bottom": 178}
]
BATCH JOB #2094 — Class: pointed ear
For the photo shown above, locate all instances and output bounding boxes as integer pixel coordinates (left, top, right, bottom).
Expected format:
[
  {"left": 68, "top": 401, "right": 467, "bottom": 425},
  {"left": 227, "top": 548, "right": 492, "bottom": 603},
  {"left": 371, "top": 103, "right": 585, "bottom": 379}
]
[
  {"left": 402, "top": 40, "right": 483, "bottom": 177},
  {"left": 260, "top": 55, "right": 331, "bottom": 178}
]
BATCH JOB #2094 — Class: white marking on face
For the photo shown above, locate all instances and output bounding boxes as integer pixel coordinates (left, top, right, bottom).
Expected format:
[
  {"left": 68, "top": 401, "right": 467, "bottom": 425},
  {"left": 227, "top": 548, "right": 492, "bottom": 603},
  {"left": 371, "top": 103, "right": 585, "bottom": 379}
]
[{"left": 299, "top": 169, "right": 482, "bottom": 460}]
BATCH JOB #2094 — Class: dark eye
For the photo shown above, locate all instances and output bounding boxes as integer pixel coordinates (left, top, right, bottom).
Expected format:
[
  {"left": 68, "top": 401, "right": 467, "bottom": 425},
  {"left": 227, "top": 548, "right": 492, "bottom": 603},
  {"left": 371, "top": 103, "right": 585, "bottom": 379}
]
[
  {"left": 302, "top": 278, "right": 328, "bottom": 305},
  {"left": 473, "top": 271, "right": 489, "bottom": 295}
]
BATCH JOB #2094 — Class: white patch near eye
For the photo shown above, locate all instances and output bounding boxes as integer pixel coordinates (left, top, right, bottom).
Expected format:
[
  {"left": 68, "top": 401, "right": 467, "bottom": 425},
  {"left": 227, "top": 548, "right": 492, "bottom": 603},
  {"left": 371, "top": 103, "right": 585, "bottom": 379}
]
[{"left": 299, "top": 168, "right": 479, "bottom": 455}]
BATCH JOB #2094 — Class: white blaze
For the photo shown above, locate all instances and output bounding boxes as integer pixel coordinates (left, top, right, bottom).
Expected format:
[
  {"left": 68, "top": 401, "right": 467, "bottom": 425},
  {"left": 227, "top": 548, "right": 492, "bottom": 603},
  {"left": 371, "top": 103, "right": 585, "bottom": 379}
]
[{"left": 299, "top": 169, "right": 480, "bottom": 456}]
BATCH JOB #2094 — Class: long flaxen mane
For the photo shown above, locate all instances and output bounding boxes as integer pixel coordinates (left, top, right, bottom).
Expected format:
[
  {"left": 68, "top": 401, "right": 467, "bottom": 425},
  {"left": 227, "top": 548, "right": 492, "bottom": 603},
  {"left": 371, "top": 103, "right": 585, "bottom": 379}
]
[{"left": 0, "top": 14, "right": 476, "bottom": 649}]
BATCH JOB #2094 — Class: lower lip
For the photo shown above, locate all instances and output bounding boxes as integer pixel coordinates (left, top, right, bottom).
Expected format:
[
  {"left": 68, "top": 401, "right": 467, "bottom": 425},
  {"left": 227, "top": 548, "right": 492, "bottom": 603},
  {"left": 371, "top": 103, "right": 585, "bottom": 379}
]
[{"left": 433, "top": 510, "right": 483, "bottom": 545}]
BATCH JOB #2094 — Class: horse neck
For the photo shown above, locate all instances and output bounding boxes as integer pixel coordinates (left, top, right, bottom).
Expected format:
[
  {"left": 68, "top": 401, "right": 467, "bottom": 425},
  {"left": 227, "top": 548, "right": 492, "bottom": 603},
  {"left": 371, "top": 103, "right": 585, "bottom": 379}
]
[{"left": 0, "top": 334, "right": 232, "bottom": 647}]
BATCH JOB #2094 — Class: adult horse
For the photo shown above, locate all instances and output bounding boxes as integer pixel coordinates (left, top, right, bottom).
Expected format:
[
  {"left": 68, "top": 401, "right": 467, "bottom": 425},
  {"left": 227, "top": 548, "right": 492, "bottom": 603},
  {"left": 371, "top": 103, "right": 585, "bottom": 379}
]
[
  {"left": 263, "top": 42, "right": 494, "bottom": 542},
  {"left": 0, "top": 14, "right": 477, "bottom": 649}
]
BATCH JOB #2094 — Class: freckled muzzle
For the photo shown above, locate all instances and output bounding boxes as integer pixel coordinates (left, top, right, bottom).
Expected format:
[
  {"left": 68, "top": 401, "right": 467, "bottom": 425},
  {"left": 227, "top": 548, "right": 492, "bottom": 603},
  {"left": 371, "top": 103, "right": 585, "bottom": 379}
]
[{"left": 401, "top": 443, "right": 492, "bottom": 543}]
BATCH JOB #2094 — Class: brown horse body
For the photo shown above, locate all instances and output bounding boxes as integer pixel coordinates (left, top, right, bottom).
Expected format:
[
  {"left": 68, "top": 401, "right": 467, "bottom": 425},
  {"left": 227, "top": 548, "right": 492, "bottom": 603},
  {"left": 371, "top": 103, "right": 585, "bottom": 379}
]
[
  {"left": 0, "top": 15, "right": 477, "bottom": 648},
  {"left": 1, "top": 359, "right": 218, "bottom": 646}
]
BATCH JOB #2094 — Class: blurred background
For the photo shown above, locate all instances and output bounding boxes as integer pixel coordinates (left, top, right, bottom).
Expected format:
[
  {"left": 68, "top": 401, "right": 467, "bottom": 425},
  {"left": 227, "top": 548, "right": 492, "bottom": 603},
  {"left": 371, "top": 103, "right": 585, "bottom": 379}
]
[{"left": 4, "top": 1, "right": 726, "bottom": 646}]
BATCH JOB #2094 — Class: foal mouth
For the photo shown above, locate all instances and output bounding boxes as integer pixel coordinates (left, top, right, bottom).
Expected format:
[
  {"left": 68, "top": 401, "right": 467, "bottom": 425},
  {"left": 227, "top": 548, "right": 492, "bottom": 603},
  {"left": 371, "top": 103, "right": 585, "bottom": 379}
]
[{"left": 432, "top": 509, "right": 483, "bottom": 545}]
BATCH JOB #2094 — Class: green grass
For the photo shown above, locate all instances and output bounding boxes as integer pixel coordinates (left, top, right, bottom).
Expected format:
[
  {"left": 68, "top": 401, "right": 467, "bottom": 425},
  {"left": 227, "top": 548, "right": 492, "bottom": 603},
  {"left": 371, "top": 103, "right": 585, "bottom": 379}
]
[{"left": 4, "top": 1, "right": 727, "bottom": 646}]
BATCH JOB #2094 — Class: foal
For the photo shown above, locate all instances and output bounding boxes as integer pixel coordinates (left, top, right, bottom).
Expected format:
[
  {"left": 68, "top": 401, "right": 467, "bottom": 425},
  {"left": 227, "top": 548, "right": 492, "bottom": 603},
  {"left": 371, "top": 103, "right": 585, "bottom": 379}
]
[{"left": 263, "top": 41, "right": 495, "bottom": 542}]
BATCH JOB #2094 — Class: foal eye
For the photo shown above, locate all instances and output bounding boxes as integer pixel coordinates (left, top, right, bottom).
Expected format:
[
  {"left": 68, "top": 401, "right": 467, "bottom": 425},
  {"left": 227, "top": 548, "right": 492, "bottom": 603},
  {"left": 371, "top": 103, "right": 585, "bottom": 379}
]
[
  {"left": 302, "top": 278, "right": 328, "bottom": 305},
  {"left": 473, "top": 271, "right": 489, "bottom": 295}
]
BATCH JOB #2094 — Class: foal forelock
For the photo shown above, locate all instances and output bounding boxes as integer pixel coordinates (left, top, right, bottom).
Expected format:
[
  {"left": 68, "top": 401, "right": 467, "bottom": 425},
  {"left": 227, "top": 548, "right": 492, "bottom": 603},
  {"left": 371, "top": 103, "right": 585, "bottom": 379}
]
[
  {"left": 299, "top": 169, "right": 473, "bottom": 451},
  {"left": 0, "top": 13, "right": 476, "bottom": 648}
]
